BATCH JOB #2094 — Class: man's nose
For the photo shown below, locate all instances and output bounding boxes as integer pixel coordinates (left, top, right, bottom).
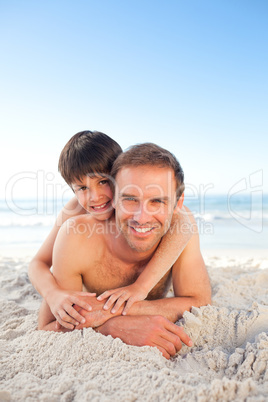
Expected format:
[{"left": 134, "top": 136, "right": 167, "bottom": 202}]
[{"left": 133, "top": 203, "right": 151, "bottom": 224}]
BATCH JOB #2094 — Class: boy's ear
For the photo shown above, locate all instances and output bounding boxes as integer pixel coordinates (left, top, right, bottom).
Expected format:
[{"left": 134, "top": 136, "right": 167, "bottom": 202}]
[{"left": 175, "top": 192, "right": 184, "bottom": 212}]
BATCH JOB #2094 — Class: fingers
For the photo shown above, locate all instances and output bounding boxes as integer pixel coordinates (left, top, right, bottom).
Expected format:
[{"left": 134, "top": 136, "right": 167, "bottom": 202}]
[
  {"left": 55, "top": 313, "right": 76, "bottom": 330},
  {"left": 156, "top": 335, "right": 178, "bottom": 357},
  {"left": 70, "top": 296, "right": 92, "bottom": 312},
  {"left": 121, "top": 297, "right": 135, "bottom": 315},
  {"left": 173, "top": 325, "right": 193, "bottom": 348},
  {"left": 156, "top": 346, "right": 171, "bottom": 360},
  {"left": 103, "top": 292, "right": 127, "bottom": 312},
  {"left": 111, "top": 294, "right": 130, "bottom": 314},
  {"left": 163, "top": 319, "right": 193, "bottom": 348},
  {"left": 97, "top": 289, "right": 117, "bottom": 301},
  {"left": 64, "top": 304, "right": 86, "bottom": 325},
  {"left": 54, "top": 304, "right": 86, "bottom": 329},
  {"left": 160, "top": 332, "right": 182, "bottom": 353}
]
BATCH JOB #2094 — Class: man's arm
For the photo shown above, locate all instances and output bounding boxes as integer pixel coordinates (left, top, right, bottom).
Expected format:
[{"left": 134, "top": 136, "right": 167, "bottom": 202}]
[
  {"left": 29, "top": 197, "right": 93, "bottom": 329},
  {"left": 29, "top": 197, "right": 85, "bottom": 295},
  {"left": 38, "top": 216, "right": 96, "bottom": 330}
]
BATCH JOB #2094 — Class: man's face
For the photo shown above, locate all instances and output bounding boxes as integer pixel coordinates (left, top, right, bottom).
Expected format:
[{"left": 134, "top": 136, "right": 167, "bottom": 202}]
[
  {"left": 72, "top": 175, "right": 114, "bottom": 220},
  {"left": 114, "top": 165, "right": 181, "bottom": 252}
]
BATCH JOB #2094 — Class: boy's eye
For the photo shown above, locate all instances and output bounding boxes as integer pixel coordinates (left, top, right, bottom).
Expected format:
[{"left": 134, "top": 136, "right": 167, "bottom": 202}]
[
  {"left": 79, "top": 186, "right": 88, "bottom": 191},
  {"left": 99, "top": 179, "right": 109, "bottom": 185}
]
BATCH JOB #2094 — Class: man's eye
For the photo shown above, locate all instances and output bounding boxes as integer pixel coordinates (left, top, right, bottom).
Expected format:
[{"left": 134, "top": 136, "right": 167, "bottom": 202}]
[
  {"left": 123, "top": 197, "right": 137, "bottom": 202},
  {"left": 152, "top": 199, "right": 164, "bottom": 204}
]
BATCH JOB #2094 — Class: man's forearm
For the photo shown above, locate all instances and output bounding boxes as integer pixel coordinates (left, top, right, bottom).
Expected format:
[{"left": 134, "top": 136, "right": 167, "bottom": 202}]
[
  {"left": 128, "top": 296, "right": 201, "bottom": 323},
  {"left": 75, "top": 292, "right": 209, "bottom": 330}
]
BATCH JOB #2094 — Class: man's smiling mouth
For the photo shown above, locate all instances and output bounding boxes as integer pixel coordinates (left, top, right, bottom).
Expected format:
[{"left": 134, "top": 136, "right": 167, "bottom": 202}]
[{"left": 132, "top": 227, "right": 153, "bottom": 233}]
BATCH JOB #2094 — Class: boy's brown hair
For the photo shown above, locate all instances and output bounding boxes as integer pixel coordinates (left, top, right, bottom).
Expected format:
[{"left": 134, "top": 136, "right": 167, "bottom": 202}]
[
  {"left": 111, "top": 142, "right": 185, "bottom": 200},
  {"left": 58, "top": 131, "right": 122, "bottom": 186}
]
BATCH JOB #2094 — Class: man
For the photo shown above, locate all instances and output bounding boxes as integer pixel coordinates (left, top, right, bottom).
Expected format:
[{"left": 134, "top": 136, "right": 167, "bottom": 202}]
[{"left": 39, "top": 143, "right": 211, "bottom": 359}]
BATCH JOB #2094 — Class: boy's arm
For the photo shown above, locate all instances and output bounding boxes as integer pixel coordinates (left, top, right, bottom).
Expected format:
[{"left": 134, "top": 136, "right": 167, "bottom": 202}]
[
  {"left": 97, "top": 206, "right": 193, "bottom": 314},
  {"left": 134, "top": 206, "right": 193, "bottom": 292},
  {"left": 29, "top": 197, "right": 93, "bottom": 329},
  {"left": 127, "top": 209, "right": 211, "bottom": 321}
]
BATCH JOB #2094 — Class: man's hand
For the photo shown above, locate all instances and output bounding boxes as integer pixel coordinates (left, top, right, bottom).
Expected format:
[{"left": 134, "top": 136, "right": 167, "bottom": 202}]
[
  {"left": 97, "top": 283, "right": 149, "bottom": 316},
  {"left": 46, "top": 289, "right": 96, "bottom": 329},
  {"left": 73, "top": 296, "right": 121, "bottom": 329},
  {"left": 97, "top": 315, "right": 193, "bottom": 360}
]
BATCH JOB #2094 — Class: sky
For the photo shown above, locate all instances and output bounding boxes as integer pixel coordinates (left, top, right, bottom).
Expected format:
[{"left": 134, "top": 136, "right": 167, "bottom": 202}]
[{"left": 1, "top": 0, "right": 267, "bottom": 200}]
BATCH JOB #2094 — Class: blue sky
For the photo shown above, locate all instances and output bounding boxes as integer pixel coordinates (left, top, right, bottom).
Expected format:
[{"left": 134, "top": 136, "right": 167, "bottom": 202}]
[{"left": 1, "top": 0, "right": 267, "bottom": 199}]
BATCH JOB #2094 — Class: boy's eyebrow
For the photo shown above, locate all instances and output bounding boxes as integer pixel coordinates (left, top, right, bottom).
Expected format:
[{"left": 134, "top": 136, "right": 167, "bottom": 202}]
[
  {"left": 72, "top": 183, "right": 82, "bottom": 188},
  {"left": 72, "top": 182, "right": 86, "bottom": 189}
]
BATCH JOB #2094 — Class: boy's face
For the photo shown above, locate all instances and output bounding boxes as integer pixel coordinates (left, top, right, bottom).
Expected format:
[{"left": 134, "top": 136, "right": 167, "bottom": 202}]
[{"left": 72, "top": 175, "right": 114, "bottom": 220}]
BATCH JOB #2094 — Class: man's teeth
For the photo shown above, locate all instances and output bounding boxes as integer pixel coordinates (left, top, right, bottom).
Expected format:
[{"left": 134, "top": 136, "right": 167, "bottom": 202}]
[
  {"left": 92, "top": 202, "right": 108, "bottom": 210},
  {"left": 133, "top": 227, "right": 152, "bottom": 233}
]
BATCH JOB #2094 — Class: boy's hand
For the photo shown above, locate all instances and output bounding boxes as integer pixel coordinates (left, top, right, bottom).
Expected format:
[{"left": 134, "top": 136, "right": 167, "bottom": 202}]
[
  {"left": 46, "top": 289, "right": 96, "bottom": 329},
  {"left": 97, "top": 283, "right": 149, "bottom": 315}
]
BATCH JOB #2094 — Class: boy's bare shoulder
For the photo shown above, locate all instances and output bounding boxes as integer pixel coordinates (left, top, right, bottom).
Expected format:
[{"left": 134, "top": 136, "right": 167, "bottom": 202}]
[{"left": 55, "top": 197, "right": 87, "bottom": 226}]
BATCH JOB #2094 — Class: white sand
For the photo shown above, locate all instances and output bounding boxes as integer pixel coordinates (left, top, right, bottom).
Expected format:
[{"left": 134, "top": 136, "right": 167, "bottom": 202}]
[{"left": 0, "top": 253, "right": 268, "bottom": 401}]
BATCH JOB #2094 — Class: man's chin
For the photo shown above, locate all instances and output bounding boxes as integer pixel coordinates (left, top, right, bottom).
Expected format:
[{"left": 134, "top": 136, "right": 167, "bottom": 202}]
[{"left": 125, "top": 236, "right": 159, "bottom": 253}]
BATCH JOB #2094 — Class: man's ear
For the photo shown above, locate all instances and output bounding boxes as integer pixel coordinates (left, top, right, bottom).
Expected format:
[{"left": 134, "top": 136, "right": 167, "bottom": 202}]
[
  {"left": 175, "top": 192, "right": 184, "bottom": 212},
  {"left": 111, "top": 191, "right": 118, "bottom": 209}
]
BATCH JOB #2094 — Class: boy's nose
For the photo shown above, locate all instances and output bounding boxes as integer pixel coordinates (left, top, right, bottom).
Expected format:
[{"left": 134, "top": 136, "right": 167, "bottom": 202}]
[{"left": 89, "top": 189, "right": 101, "bottom": 202}]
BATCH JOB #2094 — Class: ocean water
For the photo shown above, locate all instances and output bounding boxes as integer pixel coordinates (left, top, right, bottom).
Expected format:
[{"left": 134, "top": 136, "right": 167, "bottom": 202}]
[{"left": 0, "top": 194, "right": 267, "bottom": 256}]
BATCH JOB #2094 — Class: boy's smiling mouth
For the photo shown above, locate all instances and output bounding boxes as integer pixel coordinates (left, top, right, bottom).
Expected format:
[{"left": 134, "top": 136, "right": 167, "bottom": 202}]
[{"left": 91, "top": 201, "right": 111, "bottom": 211}]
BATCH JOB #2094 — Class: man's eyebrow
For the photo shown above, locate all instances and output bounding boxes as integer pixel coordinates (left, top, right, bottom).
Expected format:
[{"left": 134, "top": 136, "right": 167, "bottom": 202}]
[
  {"left": 151, "top": 196, "right": 170, "bottom": 202},
  {"left": 120, "top": 193, "right": 138, "bottom": 198},
  {"left": 120, "top": 193, "right": 170, "bottom": 201}
]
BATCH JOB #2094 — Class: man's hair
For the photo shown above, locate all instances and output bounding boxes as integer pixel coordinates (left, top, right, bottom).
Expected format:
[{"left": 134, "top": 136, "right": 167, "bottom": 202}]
[
  {"left": 58, "top": 130, "right": 122, "bottom": 186},
  {"left": 111, "top": 142, "right": 185, "bottom": 199}
]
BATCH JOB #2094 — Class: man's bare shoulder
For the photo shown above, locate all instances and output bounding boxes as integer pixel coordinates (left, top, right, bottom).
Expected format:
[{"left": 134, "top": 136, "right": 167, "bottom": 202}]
[
  {"left": 58, "top": 214, "right": 107, "bottom": 245},
  {"left": 53, "top": 214, "right": 108, "bottom": 274}
]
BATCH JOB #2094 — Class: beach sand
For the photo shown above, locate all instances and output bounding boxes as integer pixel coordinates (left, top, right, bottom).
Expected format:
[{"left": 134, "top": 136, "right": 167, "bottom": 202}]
[{"left": 0, "top": 252, "right": 268, "bottom": 401}]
